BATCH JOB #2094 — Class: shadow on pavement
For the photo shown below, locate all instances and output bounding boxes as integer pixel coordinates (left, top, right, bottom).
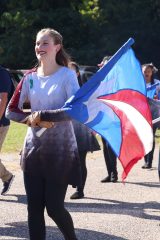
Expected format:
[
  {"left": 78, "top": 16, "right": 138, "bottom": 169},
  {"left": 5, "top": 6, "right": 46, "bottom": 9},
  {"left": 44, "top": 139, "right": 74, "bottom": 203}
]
[
  {"left": 1, "top": 194, "right": 160, "bottom": 222},
  {"left": 125, "top": 181, "right": 160, "bottom": 188},
  {"left": 0, "top": 221, "right": 126, "bottom": 240},
  {"left": 66, "top": 198, "right": 160, "bottom": 221}
]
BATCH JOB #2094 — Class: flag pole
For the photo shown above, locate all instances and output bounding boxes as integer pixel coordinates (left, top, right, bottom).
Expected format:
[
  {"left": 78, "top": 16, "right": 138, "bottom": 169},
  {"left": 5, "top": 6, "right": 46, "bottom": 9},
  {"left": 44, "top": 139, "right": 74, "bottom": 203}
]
[{"left": 152, "top": 117, "right": 160, "bottom": 124}]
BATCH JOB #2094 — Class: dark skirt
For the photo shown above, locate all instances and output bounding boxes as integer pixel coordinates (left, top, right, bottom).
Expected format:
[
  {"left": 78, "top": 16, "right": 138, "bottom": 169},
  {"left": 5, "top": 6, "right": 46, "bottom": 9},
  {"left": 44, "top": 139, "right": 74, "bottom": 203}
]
[
  {"left": 72, "top": 120, "right": 101, "bottom": 152},
  {"left": 20, "top": 121, "right": 82, "bottom": 187}
]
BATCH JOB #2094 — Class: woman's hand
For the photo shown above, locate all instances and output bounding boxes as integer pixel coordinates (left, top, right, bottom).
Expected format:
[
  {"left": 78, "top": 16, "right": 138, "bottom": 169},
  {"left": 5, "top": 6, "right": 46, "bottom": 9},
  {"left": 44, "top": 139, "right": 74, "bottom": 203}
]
[{"left": 26, "top": 111, "right": 54, "bottom": 128}]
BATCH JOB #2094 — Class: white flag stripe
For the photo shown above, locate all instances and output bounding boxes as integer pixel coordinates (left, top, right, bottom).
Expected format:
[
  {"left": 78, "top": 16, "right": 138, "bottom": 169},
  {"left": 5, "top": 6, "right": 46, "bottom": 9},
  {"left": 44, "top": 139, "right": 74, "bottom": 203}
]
[{"left": 100, "top": 99, "right": 153, "bottom": 154}]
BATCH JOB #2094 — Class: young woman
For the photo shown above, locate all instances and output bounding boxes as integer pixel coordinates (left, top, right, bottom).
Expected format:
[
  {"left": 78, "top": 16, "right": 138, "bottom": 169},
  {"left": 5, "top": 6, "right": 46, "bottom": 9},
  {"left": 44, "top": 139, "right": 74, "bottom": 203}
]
[
  {"left": 142, "top": 63, "right": 160, "bottom": 169},
  {"left": 6, "top": 28, "right": 80, "bottom": 240},
  {"left": 142, "top": 63, "right": 160, "bottom": 99}
]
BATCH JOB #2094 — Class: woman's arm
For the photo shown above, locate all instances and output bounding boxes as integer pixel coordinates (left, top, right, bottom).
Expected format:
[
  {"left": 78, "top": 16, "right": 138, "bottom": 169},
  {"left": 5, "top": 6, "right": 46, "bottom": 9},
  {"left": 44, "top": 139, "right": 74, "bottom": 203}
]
[
  {"left": 25, "top": 108, "right": 71, "bottom": 128},
  {"left": 6, "top": 75, "right": 31, "bottom": 123},
  {"left": 40, "top": 108, "right": 71, "bottom": 122}
]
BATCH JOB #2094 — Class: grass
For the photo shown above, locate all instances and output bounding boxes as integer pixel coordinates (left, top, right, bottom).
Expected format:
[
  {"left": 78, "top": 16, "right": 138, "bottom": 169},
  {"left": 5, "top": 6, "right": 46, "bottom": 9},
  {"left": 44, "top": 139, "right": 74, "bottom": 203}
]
[
  {"left": 1, "top": 121, "right": 160, "bottom": 153},
  {"left": 155, "top": 129, "right": 160, "bottom": 145},
  {"left": 2, "top": 121, "right": 27, "bottom": 153}
]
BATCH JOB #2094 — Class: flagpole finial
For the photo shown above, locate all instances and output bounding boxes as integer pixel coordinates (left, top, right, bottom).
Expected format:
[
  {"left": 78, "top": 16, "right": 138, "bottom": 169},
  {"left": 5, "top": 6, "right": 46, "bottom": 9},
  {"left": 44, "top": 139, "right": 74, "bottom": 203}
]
[
  {"left": 122, "top": 38, "right": 135, "bottom": 50},
  {"left": 127, "top": 38, "right": 135, "bottom": 46}
]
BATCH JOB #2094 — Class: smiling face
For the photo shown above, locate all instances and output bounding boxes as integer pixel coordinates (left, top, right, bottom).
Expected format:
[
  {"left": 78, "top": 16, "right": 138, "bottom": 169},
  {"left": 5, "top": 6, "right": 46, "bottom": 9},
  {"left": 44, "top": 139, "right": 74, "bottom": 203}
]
[{"left": 35, "top": 32, "right": 60, "bottom": 63}]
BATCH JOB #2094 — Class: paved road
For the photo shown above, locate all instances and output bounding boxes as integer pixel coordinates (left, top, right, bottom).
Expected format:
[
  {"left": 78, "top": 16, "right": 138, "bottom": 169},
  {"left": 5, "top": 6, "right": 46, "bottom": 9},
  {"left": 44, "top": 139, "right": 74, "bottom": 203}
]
[{"left": 0, "top": 145, "right": 160, "bottom": 240}]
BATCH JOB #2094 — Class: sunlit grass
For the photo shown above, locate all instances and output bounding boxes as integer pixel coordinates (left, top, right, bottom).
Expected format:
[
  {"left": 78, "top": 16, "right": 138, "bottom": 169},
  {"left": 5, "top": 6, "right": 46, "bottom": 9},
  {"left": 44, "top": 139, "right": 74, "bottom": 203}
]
[
  {"left": 2, "top": 121, "right": 27, "bottom": 153},
  {"left": 155, "top": 129, "right": 160, "bottom": 145}
]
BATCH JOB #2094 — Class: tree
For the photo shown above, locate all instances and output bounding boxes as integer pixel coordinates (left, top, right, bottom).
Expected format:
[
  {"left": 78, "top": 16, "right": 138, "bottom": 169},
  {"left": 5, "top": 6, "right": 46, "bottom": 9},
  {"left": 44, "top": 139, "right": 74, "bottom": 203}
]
[{"left": 1, "top": 0, "right": 160, "bottom": 68}]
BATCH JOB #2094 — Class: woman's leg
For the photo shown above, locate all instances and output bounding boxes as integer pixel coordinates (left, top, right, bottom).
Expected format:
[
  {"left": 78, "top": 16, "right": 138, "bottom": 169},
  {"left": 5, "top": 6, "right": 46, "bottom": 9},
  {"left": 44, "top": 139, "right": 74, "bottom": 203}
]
[
  {"left": 144, "top": 139, "right": 155, "bottom": 167},
  {"left": 101, "top": 137, "right": 110, "bottom": 173},
  {"left": 45, "top": 181, "right": 77, "bottom": 240},
  {"left": 107, "top": 144, "right": 118, "bottom": 181},
  {"left": 70, "top": 151, "right": 87, "bottom": 199},
  {"left": 143, "top": 127, "right": 156, "bottom": 168},
  {"left": 24, "top": 173, "right": 46, "bottom": 240},
  {"left": 77, "top": 151, "right": 87, "bottom": 192}
]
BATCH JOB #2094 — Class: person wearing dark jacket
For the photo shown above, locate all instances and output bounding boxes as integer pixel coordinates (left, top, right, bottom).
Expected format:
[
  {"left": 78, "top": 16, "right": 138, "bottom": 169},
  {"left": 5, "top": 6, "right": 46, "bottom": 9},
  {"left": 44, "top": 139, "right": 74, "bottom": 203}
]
[{"left": 0, "top": 65, "right": 14, "bottom": 195}]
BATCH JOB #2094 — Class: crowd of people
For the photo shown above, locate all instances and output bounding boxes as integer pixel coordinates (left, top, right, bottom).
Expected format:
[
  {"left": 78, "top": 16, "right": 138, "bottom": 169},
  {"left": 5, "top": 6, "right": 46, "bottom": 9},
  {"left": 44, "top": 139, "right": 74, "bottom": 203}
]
[{"left": 0, "top": 27, "right": 160, "bottom": 240}]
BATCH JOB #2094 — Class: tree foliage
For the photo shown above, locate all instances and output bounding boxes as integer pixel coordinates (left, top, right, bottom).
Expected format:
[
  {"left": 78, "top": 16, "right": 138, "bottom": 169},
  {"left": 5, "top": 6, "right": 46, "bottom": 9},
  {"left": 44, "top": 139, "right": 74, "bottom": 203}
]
[{"left": 0, "top": 0, "right": 160, "bottom": 69}]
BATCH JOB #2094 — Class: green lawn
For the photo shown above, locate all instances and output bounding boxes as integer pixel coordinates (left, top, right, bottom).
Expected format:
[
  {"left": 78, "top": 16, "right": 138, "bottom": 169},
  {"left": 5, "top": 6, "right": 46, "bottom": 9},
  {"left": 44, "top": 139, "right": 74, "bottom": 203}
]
[
  {"left": 155, "top": 129, "right": 160, "bottom": 145},
  {"left": 2, "top": 121, "right": 27, "bottom": 153},
  {"left": 1, "top": 121, "right": 160, "bottom": 153}
]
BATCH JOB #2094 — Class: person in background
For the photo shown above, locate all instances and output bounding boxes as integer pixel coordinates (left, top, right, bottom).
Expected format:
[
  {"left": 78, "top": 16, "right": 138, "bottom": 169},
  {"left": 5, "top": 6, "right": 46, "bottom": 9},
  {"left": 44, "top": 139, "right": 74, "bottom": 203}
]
[
  {"left": 142, "top": 63, "right": 160, "bottom": 169},
  {"left": 143, "top": 63, "right": 160, "bottom": 99},
  {"left": 68, "top": 61, "right": 101, "bottom": 199},
  {"left": 68, "top": 61, "right": 84, "bottom": 87},
  {"left": 6, "top": 28, "right": 80, "bottom": 240},
  {"left": 147, "top": 97, "right": 160, "bottom": 179},
  {"left": 98, "top": 56, "right": 118, "bottom": 183},
  {"left": 0, "top": 65, "right": 14, "bottom": 195}
]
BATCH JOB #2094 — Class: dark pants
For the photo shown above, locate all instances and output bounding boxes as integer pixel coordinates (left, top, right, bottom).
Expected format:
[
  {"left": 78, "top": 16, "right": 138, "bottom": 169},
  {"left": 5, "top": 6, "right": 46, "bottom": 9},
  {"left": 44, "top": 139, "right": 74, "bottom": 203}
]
[
  {"left": 24, "top": 173, "right": 77, "bottom": 240},
  {"left": 144, "top": 139, "right": 155, "bottom": 167},
  {"left": 102, "top": 138, "right": 118, "bottom": 177},
  {"left": 77, "top": 151, "right": 87, "bottom": 192},
  {"left": 144, "top": 127, "right": 156, "bottom": 167}
]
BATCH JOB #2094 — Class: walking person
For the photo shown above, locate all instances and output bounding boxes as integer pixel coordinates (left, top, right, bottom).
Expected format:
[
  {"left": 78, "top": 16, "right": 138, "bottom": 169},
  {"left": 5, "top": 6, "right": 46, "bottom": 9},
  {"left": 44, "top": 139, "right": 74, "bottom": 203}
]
[
  {"left": 142, "top": 63, "right": 160, "bottom": 169},
  {"left": 0, "top": 65, "right": 14, "bottom": 195},
  {"left": 68, "top": 61, "right": 100, "bottom": 199},
  {"left": 101, "top": 138, "right": 118, "bottom": 182},
  {"left": 148, "top": 97, "right": 160, "bottom": 179},
  {"left": 98, "top": 56, "right": 118, "bottom": 182},
  {"left": 6, "top": 28, "right": 80, "bottom": 240}
]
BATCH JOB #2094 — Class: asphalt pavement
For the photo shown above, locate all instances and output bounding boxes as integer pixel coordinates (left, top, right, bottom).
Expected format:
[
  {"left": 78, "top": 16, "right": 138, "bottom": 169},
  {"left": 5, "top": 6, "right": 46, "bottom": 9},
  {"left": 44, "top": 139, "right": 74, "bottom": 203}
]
[{"left": 0, "top": 145, "right": 160, "bottom": 240}]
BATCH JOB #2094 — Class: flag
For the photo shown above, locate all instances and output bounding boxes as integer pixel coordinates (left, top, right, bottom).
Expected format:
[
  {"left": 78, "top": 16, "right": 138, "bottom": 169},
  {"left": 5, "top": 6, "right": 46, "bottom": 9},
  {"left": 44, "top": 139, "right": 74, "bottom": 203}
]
[
  {"left": 64, "top": 38, "right": 153, "bottom": 180},
  {"left": 146, "top": 83, "right": 159, "bottom": 99}
]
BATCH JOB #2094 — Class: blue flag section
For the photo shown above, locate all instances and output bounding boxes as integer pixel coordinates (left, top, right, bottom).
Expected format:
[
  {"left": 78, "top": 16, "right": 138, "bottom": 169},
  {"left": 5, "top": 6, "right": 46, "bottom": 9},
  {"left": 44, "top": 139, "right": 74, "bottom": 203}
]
[{"left": 64, "top": 38, "right": 153, "bottom": 180}]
